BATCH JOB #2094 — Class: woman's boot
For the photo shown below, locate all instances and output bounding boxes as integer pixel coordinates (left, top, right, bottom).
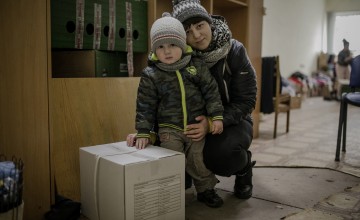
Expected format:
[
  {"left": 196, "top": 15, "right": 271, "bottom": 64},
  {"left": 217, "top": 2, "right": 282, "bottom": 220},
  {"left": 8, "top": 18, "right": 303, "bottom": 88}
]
[{"left": 234, "top": 151, "right": 256, "bottom": 199}]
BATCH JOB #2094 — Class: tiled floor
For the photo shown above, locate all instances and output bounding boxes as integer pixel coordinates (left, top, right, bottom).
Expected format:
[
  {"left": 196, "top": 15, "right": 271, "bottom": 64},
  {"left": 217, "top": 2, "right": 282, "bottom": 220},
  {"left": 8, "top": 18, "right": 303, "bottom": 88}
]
[
  {"left": 252, "top": 96, "right": 360, "bottom": 177},
  {"left": 185, "top": 97, "right": 360, "bottom": 220}
]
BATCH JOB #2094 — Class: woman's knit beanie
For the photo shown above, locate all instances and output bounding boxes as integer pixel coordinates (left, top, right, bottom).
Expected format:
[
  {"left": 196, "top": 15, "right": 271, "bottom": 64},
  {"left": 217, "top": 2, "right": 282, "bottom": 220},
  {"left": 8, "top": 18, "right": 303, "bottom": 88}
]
[
  {"left": 172, "top": 0, "right": 212, "bottom": 24},
  {"left": 150, "top": 12, "right": 187, "bottom": 52}
]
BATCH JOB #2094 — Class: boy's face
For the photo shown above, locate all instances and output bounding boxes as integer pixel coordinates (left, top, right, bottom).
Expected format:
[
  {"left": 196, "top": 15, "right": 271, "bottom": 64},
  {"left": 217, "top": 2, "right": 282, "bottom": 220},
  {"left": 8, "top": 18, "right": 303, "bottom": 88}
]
[
  {"left": 155, "top": 43, "right": 183, "bottom": 64},
  {"left": 185, "top": 20, "right": 212, "bottom": 51}
]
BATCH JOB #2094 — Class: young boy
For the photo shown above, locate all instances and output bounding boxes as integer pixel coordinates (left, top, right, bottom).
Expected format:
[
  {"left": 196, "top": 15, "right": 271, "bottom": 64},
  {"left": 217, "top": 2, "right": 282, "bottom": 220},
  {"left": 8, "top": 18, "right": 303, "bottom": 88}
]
[{"left": 134, "top": 13, "right": 224, "bottom": 208}]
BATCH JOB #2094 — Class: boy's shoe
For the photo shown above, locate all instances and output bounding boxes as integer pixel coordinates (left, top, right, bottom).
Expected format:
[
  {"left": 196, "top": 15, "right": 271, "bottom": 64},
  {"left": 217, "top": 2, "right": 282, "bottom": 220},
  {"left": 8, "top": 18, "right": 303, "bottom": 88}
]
[
  {"left": 197, "top": 189, "right": 223, "bottom": 208},
  {"left": 185, "top": 172, "right": 193, "bottom": 189}
]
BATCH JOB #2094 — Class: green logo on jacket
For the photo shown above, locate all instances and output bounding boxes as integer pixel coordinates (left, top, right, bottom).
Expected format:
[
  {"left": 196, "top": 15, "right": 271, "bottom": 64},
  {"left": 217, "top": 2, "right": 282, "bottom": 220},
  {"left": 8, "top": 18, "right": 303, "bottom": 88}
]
[{"left": 186, "top": 66, "right": 197, "bottom": 75}]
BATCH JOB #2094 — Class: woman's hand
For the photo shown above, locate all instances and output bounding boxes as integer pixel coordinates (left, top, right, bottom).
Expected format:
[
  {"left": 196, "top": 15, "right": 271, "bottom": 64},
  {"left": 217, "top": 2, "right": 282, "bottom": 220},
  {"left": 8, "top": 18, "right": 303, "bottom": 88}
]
[
  {"left": 126, "top": 133, "right": 137, "bottom": 146},
  {"left": 211, "top": 120, "right": 223, "bottom": 135},
  {"left": 184, "top": 115, "right": 209, "bottom": 141}
]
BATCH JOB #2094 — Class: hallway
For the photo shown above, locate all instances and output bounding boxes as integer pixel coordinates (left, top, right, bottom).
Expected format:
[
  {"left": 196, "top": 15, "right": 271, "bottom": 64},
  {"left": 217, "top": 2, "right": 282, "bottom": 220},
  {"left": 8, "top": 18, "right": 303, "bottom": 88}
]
[{"left": 185, "top": 97, "right": 360, "bottom": 219}]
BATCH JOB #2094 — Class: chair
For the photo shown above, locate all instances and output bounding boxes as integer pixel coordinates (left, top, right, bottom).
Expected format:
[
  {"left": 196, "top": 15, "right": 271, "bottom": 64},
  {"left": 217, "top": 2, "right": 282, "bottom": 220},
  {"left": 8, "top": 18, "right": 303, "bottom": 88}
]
[
  {"left": 261, "top": 56, "right": 291, "bottom": 138},
  {"left": 335, "top": 55, "right": 360, "bottom": 161}
]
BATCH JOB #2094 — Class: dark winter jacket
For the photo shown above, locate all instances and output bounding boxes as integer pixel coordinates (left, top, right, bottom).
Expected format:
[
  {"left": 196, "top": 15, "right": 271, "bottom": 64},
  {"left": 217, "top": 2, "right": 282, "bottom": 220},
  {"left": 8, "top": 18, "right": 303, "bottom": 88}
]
[
  {"left": 209, "top": 39, "right": 257, "bottom": 127},
  {"left": 136, "top": 56, "right": 224, "bottom": 137}
]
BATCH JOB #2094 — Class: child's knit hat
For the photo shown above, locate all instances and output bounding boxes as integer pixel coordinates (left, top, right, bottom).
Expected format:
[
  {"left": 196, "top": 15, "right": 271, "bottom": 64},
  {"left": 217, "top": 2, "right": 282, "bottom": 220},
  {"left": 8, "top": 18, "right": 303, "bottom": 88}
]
[
  {"left": 150, "top": 12, "right": 187, "bottom": 52},
  {"left": 172, "top": 0, "right": 212, "bottom": 23}
]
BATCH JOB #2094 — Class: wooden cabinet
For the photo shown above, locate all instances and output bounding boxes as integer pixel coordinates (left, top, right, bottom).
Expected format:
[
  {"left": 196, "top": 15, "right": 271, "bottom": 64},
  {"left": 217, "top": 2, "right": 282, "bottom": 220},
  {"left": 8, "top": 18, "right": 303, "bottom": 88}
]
[
  {"left": 148, "top": 0, "right": 251, "bottom": 44},
  {"left": 0, "top": 0, "right": 262, "bottom": 219},
  {"left": 0, "top": 1, "right": 51, "bottom": 219}
]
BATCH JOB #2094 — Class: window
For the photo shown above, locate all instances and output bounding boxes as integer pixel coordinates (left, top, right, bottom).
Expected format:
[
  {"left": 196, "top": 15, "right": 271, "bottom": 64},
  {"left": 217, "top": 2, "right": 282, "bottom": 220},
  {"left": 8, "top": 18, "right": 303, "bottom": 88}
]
[{"left": 333, "top": 13, "right": 360, "bottom": 57}]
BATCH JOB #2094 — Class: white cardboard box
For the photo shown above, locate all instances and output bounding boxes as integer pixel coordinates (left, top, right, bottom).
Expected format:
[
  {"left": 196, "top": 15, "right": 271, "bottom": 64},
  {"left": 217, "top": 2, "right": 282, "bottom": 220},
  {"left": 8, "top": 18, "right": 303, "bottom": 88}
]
[{"left": 79, "top": 141, "right": 185, "bottom": 220}]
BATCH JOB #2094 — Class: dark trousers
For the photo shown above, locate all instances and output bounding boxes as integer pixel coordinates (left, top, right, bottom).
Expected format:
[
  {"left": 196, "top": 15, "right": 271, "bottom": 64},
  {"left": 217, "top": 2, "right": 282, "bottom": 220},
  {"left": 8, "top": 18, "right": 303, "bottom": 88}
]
[{"left": 203, "top": 119, "right": 253, "bottom": 177}]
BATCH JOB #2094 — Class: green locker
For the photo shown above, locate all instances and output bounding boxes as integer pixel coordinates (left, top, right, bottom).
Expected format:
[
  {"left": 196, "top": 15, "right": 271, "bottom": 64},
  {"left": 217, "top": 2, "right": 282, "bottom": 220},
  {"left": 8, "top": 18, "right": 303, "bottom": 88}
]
[
  {"left": 52, "top": 50, "right": 128, "bottom": 78},
  {"left": 51, "top": 0, "right": 95, "bottom": 49},
  {"left": 95, "top": 50, "right": 128, "bottom": 77},
  {"left": 51, "top": 0, "right": 147, "bottom": 52},
  {"left": 96, "top": 0, "right": 128, "bottom": 51},
  {"left": 129, "top": 0, "right": 148, "bottom": 53},
  {"left": 116, "top": 0, "right": 127, "bottom": 51}
]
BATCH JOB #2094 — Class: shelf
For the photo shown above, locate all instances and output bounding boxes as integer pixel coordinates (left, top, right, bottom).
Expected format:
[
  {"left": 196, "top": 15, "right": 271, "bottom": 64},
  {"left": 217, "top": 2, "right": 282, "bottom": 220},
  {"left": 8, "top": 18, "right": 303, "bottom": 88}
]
[{"left": 213, "top": 0, "right": 247, "bottom": 9}]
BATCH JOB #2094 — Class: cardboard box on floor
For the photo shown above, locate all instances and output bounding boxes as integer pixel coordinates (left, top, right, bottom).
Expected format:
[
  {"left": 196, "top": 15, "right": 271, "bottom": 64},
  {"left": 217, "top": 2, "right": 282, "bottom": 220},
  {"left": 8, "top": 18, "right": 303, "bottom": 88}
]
[
  {"left": 290, "top": 95, "right": 302, "bottom": 109},
  {"left": 79, "top": 141, "right": 185, "bottom": 220}
]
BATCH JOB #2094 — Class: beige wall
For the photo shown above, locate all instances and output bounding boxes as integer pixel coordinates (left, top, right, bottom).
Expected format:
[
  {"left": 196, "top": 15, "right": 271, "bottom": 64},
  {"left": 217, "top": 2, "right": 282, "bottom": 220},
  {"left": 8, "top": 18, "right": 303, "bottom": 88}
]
[{"left": 326, "top": 0, "right": 360, "bottom": 12}]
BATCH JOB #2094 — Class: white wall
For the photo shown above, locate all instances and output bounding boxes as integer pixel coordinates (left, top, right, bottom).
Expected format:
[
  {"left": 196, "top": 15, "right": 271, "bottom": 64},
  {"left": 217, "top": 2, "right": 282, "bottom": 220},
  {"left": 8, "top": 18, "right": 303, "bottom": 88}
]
[
  {"left": 326, "top": 0, "right": 360, "bottom": 55},
  {"left": 262, "top": 0, "right": 360, "bottom": 78},
  {"left": 262, "top": 0, "right": 326, "bottom": 77}
]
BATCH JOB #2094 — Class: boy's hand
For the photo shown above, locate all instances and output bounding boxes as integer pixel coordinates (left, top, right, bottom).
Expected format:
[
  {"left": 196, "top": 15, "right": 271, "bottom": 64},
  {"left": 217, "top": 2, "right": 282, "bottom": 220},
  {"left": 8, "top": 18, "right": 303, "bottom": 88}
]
[
  {"left": 211, "top": 120, "right": 223, "bottom": 135},
  {"left": 126, "top": 133, "right": 137, "bottom": 146},
  {"left": 135, "top": 138, "right": 149, "bottom": 149}
]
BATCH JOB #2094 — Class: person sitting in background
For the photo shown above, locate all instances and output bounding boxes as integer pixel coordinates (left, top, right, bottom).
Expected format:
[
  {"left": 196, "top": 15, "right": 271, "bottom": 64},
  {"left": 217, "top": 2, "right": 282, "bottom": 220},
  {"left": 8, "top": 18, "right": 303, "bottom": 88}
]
[
  {"left": 327, "top": 54, "right": 337, "bottom": 99},
  {"left": 336, "top": 39, "right": 353, "bottom": 99}
]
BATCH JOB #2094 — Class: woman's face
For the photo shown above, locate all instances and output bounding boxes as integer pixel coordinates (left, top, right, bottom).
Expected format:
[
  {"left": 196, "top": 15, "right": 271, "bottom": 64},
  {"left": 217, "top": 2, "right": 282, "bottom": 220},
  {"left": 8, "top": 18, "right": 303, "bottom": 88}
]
[{"left": 185, "top": 21, "right": 212, "bottom": 51}]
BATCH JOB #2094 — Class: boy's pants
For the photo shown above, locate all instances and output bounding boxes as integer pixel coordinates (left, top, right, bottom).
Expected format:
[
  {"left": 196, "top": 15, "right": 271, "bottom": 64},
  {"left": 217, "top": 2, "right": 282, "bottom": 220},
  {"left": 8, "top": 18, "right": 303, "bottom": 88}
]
[{"left": 158, "top": 127, "right": 218, "bottom": 193}]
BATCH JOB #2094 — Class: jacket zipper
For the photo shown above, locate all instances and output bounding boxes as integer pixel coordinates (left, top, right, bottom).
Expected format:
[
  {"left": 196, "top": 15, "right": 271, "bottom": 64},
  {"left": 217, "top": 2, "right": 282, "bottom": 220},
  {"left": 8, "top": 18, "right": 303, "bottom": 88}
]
[{"left": 176, "top": 70, "right": 187, "bottom": 130}]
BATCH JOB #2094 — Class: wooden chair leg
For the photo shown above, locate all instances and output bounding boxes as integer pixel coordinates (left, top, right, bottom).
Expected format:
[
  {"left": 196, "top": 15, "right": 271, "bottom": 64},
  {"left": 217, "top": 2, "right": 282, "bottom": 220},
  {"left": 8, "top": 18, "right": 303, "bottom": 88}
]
[
  {"left": 273, "top": 111, "right": 278, "bottom": 139},
  {"left": 342, "top": 102, "right": 348, "bottom": 152},
  {"left": 286, "top": 110, "right": 290, "bottom": 133},
  {"left": 335, "top": 100, "right": 345, "bottom": 161}
]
